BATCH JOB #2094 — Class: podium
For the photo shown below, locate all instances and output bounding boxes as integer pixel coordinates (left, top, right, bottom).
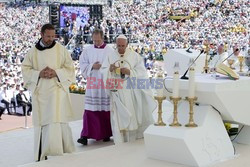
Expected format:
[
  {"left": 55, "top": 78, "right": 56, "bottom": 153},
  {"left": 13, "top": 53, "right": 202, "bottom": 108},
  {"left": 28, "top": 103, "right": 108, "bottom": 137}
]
[{"left": 144, "top": 74, "right": 250, "bottom": 166}]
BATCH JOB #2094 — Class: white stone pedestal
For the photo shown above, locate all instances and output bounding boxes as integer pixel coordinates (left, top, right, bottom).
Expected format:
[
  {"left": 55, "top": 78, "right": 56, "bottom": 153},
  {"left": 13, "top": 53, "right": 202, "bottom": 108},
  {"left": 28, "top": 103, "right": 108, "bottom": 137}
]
[
  {"left": 236, "top": 125, "right": 250, "bottom": 145},
  {"left": 144, "top": 102, "right": 234, "bottom": 167}
]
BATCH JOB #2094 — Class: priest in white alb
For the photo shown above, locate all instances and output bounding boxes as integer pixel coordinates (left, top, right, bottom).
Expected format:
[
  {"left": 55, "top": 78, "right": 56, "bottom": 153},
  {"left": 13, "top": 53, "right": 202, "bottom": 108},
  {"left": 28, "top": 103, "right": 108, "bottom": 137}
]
[
  {"left": 209, "top": 44, "right": 228, "bottom": 70},
  {"left": 77, "top": 29, "right": 113, "bottom": 145},
  {"left": 101, "top": 35, "right": 157, "bottom": 144},
  {"left": 21, "top": 24, "right": 76, "bottom": 161}
]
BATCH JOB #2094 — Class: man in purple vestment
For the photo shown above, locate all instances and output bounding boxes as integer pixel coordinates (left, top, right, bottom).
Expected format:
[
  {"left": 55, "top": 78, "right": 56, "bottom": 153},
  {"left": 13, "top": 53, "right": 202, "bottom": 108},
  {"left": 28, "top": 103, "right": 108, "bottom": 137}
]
[{"left": 77, "top": 29, "right": 113, "bottom": 145}]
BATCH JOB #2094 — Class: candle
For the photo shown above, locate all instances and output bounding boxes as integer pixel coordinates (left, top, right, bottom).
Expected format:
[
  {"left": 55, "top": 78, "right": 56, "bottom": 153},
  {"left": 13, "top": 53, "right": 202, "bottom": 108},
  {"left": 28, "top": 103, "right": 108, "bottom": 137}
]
[
  {"left": 156, "top": 72, "right": 164, "bottom": 97},
  {"left": 157, "top": 87, "right": 164, "bottom": 97},
  {"left": 172, "top": 71, "right": 179, "bottom": 98},
  {"left": 188, "top": 68, "right": 195, "bottom": 98}
]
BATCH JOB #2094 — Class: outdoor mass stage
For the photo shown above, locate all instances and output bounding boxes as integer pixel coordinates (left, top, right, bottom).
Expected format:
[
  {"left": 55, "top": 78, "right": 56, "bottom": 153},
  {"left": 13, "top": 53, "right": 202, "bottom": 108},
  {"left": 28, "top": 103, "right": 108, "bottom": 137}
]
[
  {"left": 18, "top": 98, "right": 250, "bottom": 167},
  {"left": 0, "top": 100, "right": 249, "bottom": 167}
]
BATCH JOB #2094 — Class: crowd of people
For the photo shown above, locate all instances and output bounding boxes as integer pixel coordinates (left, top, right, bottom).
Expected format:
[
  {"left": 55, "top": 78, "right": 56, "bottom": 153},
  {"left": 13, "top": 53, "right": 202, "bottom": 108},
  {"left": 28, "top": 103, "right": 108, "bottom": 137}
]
[
  {"left": 101, "top": 0, "right": 249, "bottom": 52},
  {"left": 0, "top": 3, "right": 49, "bottom": 62},
  {"left": 63, "top": 0, "right": 249, "bottom": 61},
  {"left": 0, "top": 0, "right": 249, "bottom": 119},
  {"left": 0, "top": 3, "right": 48, "bottom": 118}
]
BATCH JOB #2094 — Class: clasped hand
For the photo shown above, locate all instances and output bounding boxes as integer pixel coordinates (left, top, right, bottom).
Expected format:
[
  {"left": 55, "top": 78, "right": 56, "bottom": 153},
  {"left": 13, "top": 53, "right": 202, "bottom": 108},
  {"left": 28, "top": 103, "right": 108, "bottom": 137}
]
[
  {"left": 39, "top": 66, "right": 57, "bottom": 79},
  {"left": 92, "top": 61, "right": 102, "bottom": 70}
]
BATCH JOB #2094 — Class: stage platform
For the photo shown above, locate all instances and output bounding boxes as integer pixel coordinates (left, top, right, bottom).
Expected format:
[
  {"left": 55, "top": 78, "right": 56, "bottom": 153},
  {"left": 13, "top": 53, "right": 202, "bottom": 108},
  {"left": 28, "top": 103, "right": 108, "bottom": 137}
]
[{"left": 0, "top": 102, "right": 250, "bottom": 167}]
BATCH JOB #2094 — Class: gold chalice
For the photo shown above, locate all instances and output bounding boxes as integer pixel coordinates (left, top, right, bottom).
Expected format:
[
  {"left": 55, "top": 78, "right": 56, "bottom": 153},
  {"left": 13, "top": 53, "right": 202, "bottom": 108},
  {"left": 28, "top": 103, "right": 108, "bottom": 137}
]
[
  {"left": 227, "top": 59, "right": 235, "bottom": 69},
  {"left": 238, "top": 56, "right": 245, "bottom": 72}
]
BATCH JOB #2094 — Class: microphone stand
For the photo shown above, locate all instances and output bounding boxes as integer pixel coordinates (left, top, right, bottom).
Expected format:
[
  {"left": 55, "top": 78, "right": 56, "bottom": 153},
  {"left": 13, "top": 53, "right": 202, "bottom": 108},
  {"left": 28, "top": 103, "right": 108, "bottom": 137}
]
[{"left": 180, "top": 50, "right": 204, "bottom": 80}]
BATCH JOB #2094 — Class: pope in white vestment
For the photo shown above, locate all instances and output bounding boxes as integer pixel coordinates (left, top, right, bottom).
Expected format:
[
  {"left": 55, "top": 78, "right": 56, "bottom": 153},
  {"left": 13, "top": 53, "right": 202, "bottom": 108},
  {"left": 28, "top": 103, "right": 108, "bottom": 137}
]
[
  {"left": 101, "top": 35, "right": 157, "bottom": 144},
  {"left": 21, "top": 24, "right": 75, "bottom": 161}
]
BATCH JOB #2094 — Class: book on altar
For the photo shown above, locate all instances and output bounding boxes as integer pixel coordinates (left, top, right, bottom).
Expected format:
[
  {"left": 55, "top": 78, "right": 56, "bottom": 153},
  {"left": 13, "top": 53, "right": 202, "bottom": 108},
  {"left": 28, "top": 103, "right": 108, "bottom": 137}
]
[{"left": 216, "top": 63, "right": 239, "bottom": 80}]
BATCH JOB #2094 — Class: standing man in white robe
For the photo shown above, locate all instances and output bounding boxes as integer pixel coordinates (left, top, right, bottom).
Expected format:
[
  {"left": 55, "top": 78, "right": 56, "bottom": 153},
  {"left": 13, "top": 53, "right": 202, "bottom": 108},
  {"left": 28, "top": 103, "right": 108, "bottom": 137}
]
[
  {"left": 22, "top": 24, "right": 76, "bottom": 161},
  {"left": 77, "top": 29, "right": 113, "bottom": 145},
  {"left": 101, "top": 35, "right": 157, "bottom": 144}
]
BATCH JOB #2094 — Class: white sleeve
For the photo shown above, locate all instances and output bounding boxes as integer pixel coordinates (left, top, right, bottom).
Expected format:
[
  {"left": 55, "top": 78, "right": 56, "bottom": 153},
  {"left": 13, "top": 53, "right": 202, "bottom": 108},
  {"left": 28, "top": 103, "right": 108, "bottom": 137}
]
[{"left": 79, "top": 48, "right": 94, "bottom": 78}]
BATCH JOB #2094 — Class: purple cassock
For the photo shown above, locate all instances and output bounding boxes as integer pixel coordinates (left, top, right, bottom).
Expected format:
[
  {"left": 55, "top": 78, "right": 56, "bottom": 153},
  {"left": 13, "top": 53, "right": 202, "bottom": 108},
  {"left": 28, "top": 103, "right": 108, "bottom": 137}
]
[
  {"left": 79, "top": 43, "right": 113, "bottom": 140},
  {"left": 81, "top": 109, "right": 112, "bottom": 140}
]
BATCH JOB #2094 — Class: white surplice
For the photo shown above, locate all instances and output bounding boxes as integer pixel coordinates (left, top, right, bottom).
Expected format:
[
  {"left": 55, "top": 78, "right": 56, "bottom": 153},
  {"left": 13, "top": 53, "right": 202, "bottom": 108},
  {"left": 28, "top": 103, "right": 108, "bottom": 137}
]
[
  {"left": 101, "top": 48, "right": 157, "bottom": 144},
  {"left": 22, "top": 42, "right": 76, "bottom": 161},
  {"left": 79, "top": 45, "right": 114, "bottom": 112}
]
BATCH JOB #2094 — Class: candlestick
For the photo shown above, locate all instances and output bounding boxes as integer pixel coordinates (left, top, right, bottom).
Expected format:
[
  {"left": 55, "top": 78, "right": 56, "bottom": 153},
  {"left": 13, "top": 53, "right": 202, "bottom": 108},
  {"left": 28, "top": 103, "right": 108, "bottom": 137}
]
[
  {"left": 185, "top": 97, "right": 198, "bottom": 127},
  {"left": 169, "top": 96, "right": 182, "bottom": 127},
  {"left": 238, "top": 56, "right": 244, "bottom": 72},
  {"left": 154, "top": 96, "right": 167, "bottom": 126}
]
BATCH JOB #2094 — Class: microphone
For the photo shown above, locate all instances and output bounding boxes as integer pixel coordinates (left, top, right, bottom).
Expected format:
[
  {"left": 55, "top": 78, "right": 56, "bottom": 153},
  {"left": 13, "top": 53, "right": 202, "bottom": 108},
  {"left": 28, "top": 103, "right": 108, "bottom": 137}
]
[
  {"left": 222, "top": 48, "right": 239, "bottom": 63},
  {"left": 186, "top": 47, "right": 192, "bottom": 53},
  {"left": 180, "top": 49, "right": 204, "bottom": 80}
]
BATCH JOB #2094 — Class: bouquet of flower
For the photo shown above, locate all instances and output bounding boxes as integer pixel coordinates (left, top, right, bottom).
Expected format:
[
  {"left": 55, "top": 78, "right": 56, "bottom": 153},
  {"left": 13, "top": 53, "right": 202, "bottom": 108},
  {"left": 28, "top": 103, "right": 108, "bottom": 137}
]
[{"left": 69, "top": 83, "right": 85, "bottom": 94}]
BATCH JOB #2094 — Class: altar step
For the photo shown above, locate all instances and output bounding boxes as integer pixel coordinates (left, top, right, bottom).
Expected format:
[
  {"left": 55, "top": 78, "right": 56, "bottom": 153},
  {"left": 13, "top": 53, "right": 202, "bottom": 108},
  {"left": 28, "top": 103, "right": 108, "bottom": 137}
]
[{"left": 20, "top": 138, "right": 250, "bottom": 167}]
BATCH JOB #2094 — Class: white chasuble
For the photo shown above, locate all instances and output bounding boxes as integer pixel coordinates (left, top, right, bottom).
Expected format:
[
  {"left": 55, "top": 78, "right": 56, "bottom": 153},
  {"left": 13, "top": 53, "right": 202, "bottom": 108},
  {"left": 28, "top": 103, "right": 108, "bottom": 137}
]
[
  {"left": 101, "top": 48, "right": 157, "bottom": 144},
  {"left": 22, "top": 42, "right": 76, "bottom": 160}
]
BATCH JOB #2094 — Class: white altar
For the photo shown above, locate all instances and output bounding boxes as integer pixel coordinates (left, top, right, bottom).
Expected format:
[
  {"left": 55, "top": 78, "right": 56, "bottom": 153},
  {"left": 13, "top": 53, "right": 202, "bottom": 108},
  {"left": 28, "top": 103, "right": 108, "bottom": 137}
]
[
  {"left": 164, "top": 74, "right": 250, "bottom": 125},
  {"left": 69, "top": 93, "right": 85, "bottom": 121},
  {"left": 144, "top": 74, "right": 250, "bottom": 166}
]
